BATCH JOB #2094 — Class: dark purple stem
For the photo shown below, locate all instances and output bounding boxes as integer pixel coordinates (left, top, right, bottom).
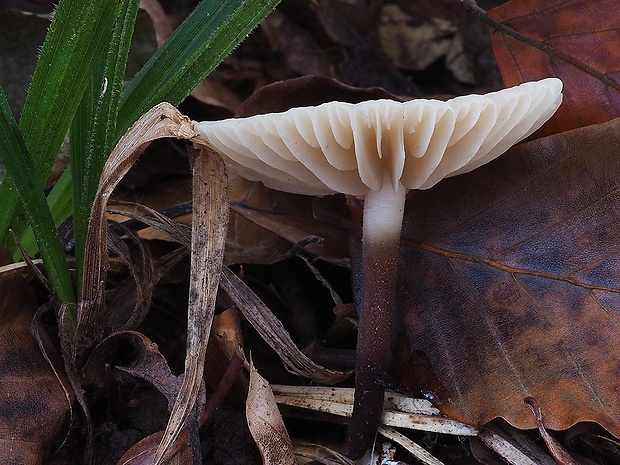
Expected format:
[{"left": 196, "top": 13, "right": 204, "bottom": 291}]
[{"left": 343, "top": 183, "right": 406, "bottom": 458}]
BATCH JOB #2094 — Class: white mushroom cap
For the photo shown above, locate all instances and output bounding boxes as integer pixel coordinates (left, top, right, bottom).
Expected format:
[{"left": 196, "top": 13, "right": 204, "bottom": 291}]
[{"left": 194, "top": 78, "right": 562, "bottom": 196}]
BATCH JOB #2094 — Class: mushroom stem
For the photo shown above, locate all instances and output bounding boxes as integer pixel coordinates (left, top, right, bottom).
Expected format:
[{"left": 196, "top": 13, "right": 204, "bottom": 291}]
[{"left": 343, "top": 181, "right": 407, "bottom": 458}]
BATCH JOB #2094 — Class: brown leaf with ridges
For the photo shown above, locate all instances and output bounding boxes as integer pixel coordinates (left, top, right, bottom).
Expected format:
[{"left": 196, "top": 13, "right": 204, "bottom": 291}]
[
  {"left": 396, "top": 117, "right": 620, "bottom": 439},
  {"left": 487, "top": 0, "right": 620, "bottom": 135}
]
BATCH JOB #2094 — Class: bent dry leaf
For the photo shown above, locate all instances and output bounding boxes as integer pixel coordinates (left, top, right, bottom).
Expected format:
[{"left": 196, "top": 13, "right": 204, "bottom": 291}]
[
  {"left": 76, "top": 104, "right": 227, "bottom": 465},
  {"left": 488, "top": 0, "right": 620, "bottom": 135},
  {"left": 396, "top": 117, "right": 620, "bottom": 438},
  {"left": 78, "top": 103, "right": 197, "bottom": 350}
]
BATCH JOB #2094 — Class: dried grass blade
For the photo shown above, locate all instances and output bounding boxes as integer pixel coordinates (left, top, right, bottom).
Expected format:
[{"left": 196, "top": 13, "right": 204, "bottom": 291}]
[
  {"left": 478, "top": 426, "right": 550, "bottom": 465},
  {"left": 107, "top": 201, "right": 192, "bottom": 246},
  {"left": 77, "top": 103, "right": 197, "bottom": 352},
  {"left": 0, "top": 259, "right": 43, "bottom": 283},
  {"left": 220, "top": 267, "right": 352, "bottom": 384},
  {"left": 152, "top": 145, "right": 229, "bottom": 465},
  {"left": 378, "top": 426, "right": 445, "bottom": 465}
]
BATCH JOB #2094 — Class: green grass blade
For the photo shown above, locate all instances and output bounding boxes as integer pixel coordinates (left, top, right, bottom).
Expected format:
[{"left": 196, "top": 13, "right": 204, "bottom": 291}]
[
  {"left": 0, "top": 88, "right": 75, "bottom": 303},
  {"left": 17, "top": 168, "right": 73, "bottom": 259},
  {"left": 0, "top": 0, "right": 117, "bottom": 246},
  {"left": 40, "top": 0, "right": 280, "bottom": 261},
  {"left": 71, "top": 0, "right": 141, "bottom": 287},
  {"left": 117, "top": 0, "right": 281, "bottom": 135}
]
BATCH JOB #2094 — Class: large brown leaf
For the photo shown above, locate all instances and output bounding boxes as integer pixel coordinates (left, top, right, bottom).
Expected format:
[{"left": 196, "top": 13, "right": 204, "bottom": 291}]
[
  {"left": 488, "top": 0, "right": 620, "bottom": 135},
  {"left": 0, "top": 278, "right": 72, "bottom": 464},
  {"left": 396, "top": 117, "right": 620, "bottom": 438}
]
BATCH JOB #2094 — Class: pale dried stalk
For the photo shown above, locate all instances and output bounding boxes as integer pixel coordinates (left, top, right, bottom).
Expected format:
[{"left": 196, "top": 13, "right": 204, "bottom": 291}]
[
  {"left": 378, "top": 427, "right": 445, "bottom": 465},
  {"left": 272, "top": 385, "right": 439, "bottom": 414},
  {"left": 0, "top": 259, "right": 43, "bottom": 282},
  {"left": 478, "top": 428, "right": 542, "bottom": 465},
  {"left": 271, "top": 385, "right": 478, "bottom": 436},
  {"left": 153, "top": 144, "right": 229, "bottom": 465}
]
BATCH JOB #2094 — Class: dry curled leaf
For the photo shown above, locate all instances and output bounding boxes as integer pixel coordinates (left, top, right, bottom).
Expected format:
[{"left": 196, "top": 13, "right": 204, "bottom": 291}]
[
  {"left": 78, "top": 102, "right": 198, "bottom": 352},
  {"left": 152, "top": 144, "right": 229, "bottom": 465},
  {"left": 77, "top": 104, "right": 228, "bottom": 465},
  {"left": 247, "top": 361, "right": 297, "bottom": 465}
]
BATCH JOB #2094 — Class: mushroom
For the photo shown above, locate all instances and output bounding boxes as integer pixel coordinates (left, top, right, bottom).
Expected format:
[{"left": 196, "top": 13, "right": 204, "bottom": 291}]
[{"left": 194, "top": 78, "right": 563, "bottom": 458}]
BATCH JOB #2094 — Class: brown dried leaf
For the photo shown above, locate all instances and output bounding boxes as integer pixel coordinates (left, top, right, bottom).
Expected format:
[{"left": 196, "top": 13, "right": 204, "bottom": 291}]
[
  {"left": 396, "top": 117, "right": 620, "bottom": 439},
  {"left": 260, "top": 9, "right": 332, "bottom": 77},
  {"left": 212, "top": 307, "right": 245, "bottom": 361},
  {"left": 488, "top": 0, "right": 620, "bottom": 135},
  {"left": 247, "top": 360, "right": 297, "bottom": 465},
  {"left": 0, "top": 278, "right": 72, "bottom": 464},
  {"left": 235, "top": 75, "right": 401, "bottom": 117},
  {"left": 117, "top": 430, "right": 194, "bottom": 465},
  {"left": 83, "top": 331, "right": 183, "bottom": 405}
]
